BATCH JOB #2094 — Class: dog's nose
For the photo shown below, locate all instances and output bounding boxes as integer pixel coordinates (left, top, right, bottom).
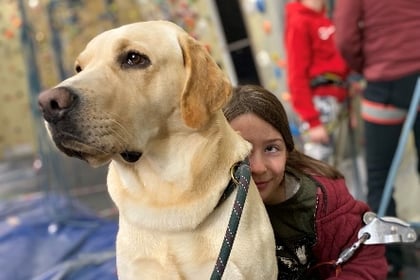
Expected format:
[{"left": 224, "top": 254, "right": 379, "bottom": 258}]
[{"left": 38, "top": 86, "right": 78, "bottom": 123}]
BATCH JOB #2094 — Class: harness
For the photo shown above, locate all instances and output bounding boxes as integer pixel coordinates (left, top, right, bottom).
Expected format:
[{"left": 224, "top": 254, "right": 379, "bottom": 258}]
[
  {"left": 310, "top": 72, "right": 347, "bottom": 88},
  {"left": 210, "top": 159, "right": 251, "bottom": 280}
]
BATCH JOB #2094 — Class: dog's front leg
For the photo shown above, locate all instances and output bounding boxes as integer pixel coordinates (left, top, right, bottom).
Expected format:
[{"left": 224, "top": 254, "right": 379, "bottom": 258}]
[{"left": 117, "top": 258, "right": 183, "bottom": 280}]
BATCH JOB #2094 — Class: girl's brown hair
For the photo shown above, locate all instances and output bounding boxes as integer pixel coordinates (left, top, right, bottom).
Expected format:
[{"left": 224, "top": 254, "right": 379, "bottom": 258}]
[{"left": 223, "top": 84, "right": 343, "bottom": 179}]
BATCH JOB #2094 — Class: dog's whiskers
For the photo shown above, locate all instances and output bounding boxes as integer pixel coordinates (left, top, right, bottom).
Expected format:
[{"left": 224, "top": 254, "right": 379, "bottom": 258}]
[
  {"left": 105, "top": 117, "right": 132, "bottom": 149},
  {"left": 60, "top": 131, "right": 108, "bottom": 154}
]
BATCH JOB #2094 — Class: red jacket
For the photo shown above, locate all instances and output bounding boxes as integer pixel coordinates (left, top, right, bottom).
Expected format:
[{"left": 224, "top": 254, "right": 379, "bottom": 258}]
[
  {"left": 334, "top": 0, "right": 420, "bottom": 81},
  {"left": 312, "top": 175, "right": 388, "bottom": 279},
  {"left": 285, "top": 2, "right": 349, "bottom": 128}
]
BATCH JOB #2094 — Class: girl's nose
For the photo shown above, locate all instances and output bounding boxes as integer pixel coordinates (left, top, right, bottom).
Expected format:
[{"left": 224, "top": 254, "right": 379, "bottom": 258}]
[{"left": 249, "top": 153, "right": 266, "bottom": 175}]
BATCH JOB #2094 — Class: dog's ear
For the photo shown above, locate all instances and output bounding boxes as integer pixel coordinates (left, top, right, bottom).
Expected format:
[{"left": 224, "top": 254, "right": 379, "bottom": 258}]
[{"left": 178, "top": 33, "right": 232, "bottom": 129}]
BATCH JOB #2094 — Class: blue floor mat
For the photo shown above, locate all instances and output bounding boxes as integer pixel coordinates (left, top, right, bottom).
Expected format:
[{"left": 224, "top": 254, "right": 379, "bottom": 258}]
[{"left": 0, "top": 193, "right": 118, "bottom": 280}]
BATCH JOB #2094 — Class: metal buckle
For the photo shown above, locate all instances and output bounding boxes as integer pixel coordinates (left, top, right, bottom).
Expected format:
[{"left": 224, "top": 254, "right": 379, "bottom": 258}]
[
  {"left": 358, "top": 212, "right": 418, "bottom": 245},
  {"left": 230, "top": 162, "right": 240, "bottom": 185},
  {"left": 335, "top": 212, "right": 417, "bottom": 266}
]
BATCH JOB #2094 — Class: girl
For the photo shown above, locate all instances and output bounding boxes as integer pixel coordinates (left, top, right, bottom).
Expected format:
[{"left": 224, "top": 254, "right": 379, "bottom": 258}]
[{"left": 223, "top": 85, "right": 387, "bottom": 279}]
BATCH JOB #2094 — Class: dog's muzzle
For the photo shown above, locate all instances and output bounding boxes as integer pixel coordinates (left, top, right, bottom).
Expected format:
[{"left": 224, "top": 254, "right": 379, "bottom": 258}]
[{"left": 38, "top": 86, "right": 143, "bottom": 164}]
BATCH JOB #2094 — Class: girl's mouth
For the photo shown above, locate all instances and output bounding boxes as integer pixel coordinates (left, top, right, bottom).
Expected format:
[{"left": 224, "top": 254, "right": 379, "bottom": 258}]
[{"left": 255, "top": 181, "right": 269, "bottom": 191}]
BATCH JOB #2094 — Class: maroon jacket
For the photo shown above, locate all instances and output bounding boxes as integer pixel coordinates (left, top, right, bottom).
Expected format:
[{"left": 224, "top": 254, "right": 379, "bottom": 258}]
[
  {"left": 312, "top": 175, "right": 387, "bottom": 279},
  {"left": 334, "top": 0, "right": 420, "bottom": 81}
]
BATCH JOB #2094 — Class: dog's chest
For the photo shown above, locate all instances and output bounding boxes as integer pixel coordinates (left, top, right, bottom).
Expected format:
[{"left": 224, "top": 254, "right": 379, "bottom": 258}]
[{"left": 116, "top": 222, "right": 227, "bottom": 277}]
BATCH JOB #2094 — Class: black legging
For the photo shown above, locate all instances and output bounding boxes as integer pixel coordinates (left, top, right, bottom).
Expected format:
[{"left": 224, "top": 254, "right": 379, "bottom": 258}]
[
  {"left": 364, "top": 120, "right": 420, "bottom": 215},
  {"left": 363, "top": 72, "right": 420, "bottom": 215}
]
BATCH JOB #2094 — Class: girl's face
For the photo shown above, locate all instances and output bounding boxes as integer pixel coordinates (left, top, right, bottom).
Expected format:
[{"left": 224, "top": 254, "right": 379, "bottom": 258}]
[{"left": 230, "top": 113, "right": 287, "bottom": 205}]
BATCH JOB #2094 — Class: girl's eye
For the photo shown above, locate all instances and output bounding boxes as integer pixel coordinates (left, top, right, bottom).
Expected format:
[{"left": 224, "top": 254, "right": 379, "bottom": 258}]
[{"left": 265, "top": 145, "right": 279, "bottom": 153}]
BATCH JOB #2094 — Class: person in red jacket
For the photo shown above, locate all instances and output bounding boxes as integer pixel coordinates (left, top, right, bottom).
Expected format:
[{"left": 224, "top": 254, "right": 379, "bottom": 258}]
[
  {"left": 284, "top": 0, "right": 350, "bottom": 162},
  {"left": 223, "top": 85, "right": 387, "bottom": 279}
]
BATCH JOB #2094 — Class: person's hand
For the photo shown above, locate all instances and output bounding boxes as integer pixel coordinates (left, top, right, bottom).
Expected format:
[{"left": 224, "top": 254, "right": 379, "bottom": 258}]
[
  {"left": 348, "top": 79, "right": 365, "bottom": 97},
  {"left": 307, "top": 124, "right": 330, "bottom": 144}
]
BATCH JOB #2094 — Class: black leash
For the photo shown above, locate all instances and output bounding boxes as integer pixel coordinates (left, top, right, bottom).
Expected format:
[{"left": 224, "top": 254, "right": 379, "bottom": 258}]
[{"left": 210, "top": 159, "right": 251, "bottom": 280}]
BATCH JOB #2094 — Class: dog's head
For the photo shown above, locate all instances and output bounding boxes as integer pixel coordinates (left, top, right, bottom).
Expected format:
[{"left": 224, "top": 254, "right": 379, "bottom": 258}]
[{"left": 38, "top": 21, "right": 232, "bottom": 167}]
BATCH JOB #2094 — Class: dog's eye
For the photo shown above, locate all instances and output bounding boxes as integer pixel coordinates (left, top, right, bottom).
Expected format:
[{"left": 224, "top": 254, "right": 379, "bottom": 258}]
[
  {"left": 75, "top": 65, "right": 82, "bottom": 73},
  {"left": 122, "top": 52, "right": 150, "bottom": 69}
]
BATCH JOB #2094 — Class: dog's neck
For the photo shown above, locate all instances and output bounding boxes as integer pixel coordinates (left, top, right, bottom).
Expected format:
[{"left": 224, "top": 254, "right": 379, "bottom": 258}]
[{"left": 107, "top": 112, "right": 252, "bottom": 231}]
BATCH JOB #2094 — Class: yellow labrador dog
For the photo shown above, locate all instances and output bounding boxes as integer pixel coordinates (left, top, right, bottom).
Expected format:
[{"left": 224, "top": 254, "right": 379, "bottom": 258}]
[{"left": 38, "top": 21, "right": 277, "bottom": 279}]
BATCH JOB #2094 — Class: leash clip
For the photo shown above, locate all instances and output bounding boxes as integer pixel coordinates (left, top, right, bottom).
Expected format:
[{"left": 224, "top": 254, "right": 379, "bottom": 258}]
[{"left": 336, "top": 232, "right": 370, "bottom": 266}]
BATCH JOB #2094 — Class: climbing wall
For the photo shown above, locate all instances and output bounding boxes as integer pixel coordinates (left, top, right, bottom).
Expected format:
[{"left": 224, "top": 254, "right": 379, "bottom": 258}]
[
  {"left": 239, "top": 0, "right": 289, "bottom": 95},
  {"left": 0, "top": 1, "right": 36, "bottom": 159}
]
